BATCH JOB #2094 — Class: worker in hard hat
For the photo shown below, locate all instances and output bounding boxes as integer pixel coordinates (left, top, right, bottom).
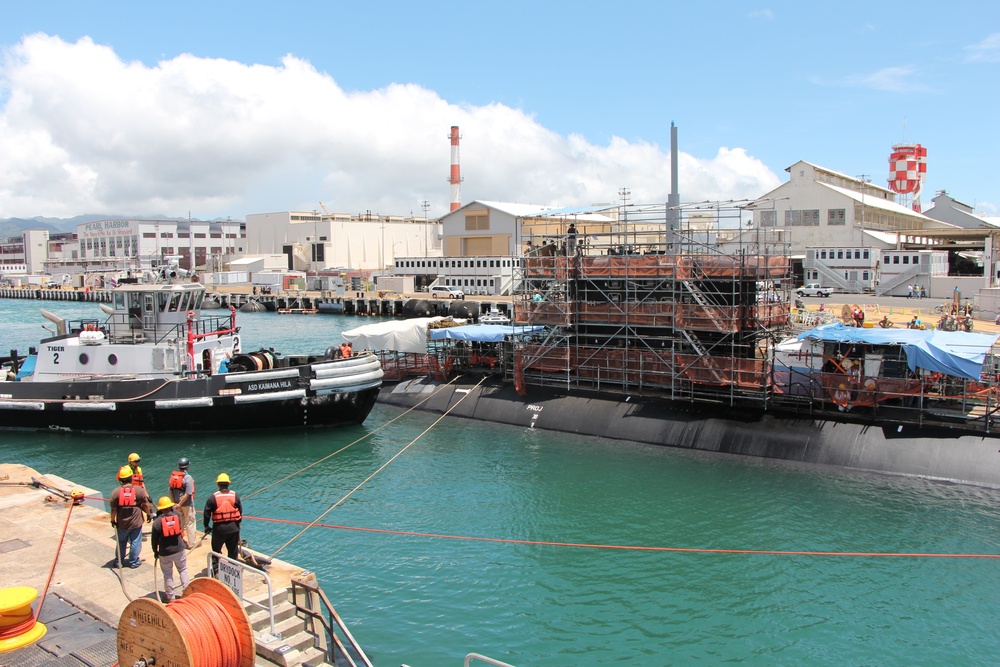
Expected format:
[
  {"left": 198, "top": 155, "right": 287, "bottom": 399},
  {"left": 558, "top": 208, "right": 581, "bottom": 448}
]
[
  {"left": 203, "top": 473, "right": 243, "bottom": 573},
  {"left": 109, "top": 466, "right": 153, "bottom": 568},
  {"left": 168, "top": 457, "right": 196, "bottom": 546},
  {"left": 151, "top": 496, "right": 189, "bottom": 600},
  {"left": 119, "top": 452, "right": 145, "bottom": 489}
]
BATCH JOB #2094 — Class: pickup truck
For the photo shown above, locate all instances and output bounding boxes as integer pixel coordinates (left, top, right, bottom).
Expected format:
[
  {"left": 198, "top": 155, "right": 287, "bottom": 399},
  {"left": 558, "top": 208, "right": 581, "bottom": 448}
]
[{"left": 796, "top": 283, "right": 832, "bottom": 297}]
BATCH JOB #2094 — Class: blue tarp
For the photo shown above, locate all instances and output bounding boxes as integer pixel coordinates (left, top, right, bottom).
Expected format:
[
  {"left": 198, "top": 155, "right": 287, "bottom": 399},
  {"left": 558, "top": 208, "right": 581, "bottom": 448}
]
[
  {"left": 797, "top": 322, "right": 999, "bottom": 381},
  {"left": 429, "top": 324, "right": 544, "bottom": 343},
  {"left": 14, "top": 354, "right": 36, "bottom": 380}
]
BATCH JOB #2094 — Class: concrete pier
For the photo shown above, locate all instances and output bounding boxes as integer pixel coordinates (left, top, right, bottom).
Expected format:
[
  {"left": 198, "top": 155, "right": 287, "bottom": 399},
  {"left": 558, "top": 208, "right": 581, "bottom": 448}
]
[
  {"left": 0, "top": 285, "right": 513, "bottom": 320},
  {"left": 0, "top": 463, "right": 324, "bottom": 666}
]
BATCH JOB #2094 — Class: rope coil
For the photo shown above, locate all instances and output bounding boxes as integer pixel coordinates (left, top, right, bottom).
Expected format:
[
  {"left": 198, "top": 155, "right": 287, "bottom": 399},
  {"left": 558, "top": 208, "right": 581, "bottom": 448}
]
[
  {"left": 0, "top": 611, "right": 36, "bottom": 640},
  {"left": 167, "top": 593, "right": 243, "bottom": 667},
  {"left": 117, "top": 577, "right": 253, "bottom": 667}
]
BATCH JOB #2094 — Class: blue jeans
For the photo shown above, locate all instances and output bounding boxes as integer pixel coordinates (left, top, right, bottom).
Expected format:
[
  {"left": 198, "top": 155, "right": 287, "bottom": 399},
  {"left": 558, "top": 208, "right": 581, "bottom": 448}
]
[{"left": 116, "top": 526, "right": 142, "bottom": 566}]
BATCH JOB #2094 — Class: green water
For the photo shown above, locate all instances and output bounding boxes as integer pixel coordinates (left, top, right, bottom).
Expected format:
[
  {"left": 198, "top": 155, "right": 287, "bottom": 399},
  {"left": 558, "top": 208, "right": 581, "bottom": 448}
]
[{"left": 3, "top": 300, "right": 1000, "bottom": 665}]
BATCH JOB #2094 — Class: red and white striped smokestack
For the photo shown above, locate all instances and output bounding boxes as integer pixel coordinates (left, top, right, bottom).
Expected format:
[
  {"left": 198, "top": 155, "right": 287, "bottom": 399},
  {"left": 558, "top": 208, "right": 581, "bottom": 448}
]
[{"left": 449, "top": 125, "right": 462, "bottom": 211}]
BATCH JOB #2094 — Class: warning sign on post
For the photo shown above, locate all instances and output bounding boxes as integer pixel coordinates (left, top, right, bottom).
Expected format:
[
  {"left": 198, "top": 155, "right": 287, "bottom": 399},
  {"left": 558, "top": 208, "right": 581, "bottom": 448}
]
[{"left": 218, "top": 558, "right": 243, "bottom": 599}]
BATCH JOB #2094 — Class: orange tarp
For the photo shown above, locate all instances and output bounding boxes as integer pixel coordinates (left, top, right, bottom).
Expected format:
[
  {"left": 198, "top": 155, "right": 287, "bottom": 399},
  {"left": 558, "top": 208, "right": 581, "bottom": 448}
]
[
  {"left": 821, "top": 373, "right": 924, "bottom": 408},
  {"left": 578, "top": 254, "right": 679, "bottom": 278},
  {"left": 674, "top": 354, "right": 769, "bottom": 388},
  {"left": 519, "top": 346, "right": 767, "bottom": 390},
  {"left": 526, "top": 253, "right": 790, "bottom": 281}
]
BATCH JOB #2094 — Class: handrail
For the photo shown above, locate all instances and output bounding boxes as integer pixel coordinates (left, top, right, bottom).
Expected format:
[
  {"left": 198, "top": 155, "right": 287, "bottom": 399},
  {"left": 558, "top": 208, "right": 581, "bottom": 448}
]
[
  {"left": 290, "top": 578, "right": 373, "bottom": 667},
  {"left": 206, "top": 551, "right": 276, "bottom": 637},
  {"left": 465, "top": 653, "right": 516, "bottom": 667}
]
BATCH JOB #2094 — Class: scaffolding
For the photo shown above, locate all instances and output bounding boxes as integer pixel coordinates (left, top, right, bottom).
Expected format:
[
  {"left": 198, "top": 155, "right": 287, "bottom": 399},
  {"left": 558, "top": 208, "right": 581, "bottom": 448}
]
[{"left": 512, "top": 202, "right": 792, "bottom": 405}]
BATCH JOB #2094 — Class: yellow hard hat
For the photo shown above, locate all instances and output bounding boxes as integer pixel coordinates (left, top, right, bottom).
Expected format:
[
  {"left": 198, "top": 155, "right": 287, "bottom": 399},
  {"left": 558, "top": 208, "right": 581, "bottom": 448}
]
[
  {"left": 216, "top": 473, "right": 231, "bottom": 484},
  {"left": 128, "top": 452, "right": 141, "bottom": 462},
  {"left": 156, "top": 496, "right": 175, "bottom": 511},
  {"left": 118, "top": 466, "right": 133, "bottom": 480}
]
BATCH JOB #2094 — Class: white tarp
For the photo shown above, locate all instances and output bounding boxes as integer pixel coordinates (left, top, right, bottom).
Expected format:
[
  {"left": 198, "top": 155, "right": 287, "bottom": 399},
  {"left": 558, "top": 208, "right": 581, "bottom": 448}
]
[{"left": 341, "top": 317, "right": 465, "bottom": 354}]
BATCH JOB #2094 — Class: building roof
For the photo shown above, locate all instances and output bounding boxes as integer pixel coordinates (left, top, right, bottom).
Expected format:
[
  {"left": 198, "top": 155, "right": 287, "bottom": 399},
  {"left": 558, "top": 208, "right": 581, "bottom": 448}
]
[
  {"left": 446, "top": 200, "right": 616, "bottom": 223},
  {"left": 862, "top": 229, "right": 900, "bottom": 245},
  {"left": 453, "top": 200, "right": 556, "bottom": 217},
  {"left": 787, "top": 161, "right": 896, "bottom": 195},
  {"left": 527, "top": 204, "right": 617, "bottom": 223},
  {"left": 817, "top": 182, "right": 954, "bottom": 225},
  {"left": 229, "top": 256, "right": 264, "bottom": 266}
]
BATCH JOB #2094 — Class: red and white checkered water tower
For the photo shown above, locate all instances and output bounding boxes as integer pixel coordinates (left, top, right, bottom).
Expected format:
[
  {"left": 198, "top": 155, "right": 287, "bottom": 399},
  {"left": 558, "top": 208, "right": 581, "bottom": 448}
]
[{"left": 888, "top": 143, "right": 927, "bottom": 212}]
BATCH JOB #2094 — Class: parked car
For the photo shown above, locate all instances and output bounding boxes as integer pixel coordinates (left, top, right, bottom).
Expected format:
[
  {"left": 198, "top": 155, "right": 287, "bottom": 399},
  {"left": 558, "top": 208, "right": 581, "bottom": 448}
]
[
  {"left": 430, "top": 285, "right": 465, "bottom": 299},
  {"left": 796, "top": 283, "right": 832, "bottom": 298}
]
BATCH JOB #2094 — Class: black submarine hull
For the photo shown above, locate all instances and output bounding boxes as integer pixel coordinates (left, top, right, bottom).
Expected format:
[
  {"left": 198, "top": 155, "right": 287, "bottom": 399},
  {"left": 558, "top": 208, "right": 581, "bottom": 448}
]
[{"left": 379, "top": 378, "right": 1000, "bottom": 489}]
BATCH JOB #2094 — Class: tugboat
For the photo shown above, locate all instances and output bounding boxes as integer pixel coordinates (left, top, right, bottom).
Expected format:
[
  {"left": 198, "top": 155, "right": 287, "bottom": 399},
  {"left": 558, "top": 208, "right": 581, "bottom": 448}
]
[{"left": 0, "top": 282, "right": 383, "bottom": 433}]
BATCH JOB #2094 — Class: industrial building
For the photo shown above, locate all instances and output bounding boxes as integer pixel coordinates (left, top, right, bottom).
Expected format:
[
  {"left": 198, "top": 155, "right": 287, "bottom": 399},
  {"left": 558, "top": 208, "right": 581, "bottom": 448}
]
[{"left": 244, "top": 210, "right": 440, "bottom": 275}]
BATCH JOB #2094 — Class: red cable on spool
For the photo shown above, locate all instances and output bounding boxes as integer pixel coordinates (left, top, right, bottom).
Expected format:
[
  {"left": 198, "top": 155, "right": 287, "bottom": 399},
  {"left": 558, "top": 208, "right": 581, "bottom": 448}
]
[
  {"left": 118, "top": 578, "right": 253, "bottom": 667},
  {"left": 166, "top": 593, "right": 244, "bottom": 667}
]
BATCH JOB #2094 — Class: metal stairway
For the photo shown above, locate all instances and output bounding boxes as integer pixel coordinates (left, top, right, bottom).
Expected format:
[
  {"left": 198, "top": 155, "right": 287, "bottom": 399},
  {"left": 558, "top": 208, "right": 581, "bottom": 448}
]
[
  {"left": 245, "top": 574, "right": 372, "bottom": 667},
  {"left": 875, "top": 265, "right": 921, "bottom": 296}
]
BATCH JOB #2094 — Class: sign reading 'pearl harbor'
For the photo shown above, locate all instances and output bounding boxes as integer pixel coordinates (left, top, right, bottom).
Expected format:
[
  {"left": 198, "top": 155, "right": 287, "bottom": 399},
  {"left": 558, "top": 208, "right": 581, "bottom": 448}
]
[{"left": 80, "top": 220, "right": 139, "bottom": 239}]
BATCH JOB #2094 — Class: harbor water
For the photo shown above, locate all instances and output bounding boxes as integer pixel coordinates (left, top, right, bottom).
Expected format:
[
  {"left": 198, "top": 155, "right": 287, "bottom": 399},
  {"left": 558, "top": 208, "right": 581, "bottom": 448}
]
[{"left": 3, "top": 298, "right": 1000, "bottom": 666}]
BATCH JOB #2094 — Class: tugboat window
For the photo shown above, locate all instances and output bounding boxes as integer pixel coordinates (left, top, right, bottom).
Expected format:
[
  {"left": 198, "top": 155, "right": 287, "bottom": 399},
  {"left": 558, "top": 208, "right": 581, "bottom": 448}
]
[
  {"left": 108, "top": 354, "right": 118, "bottom": 365},
  {"left": 79, "top": 353, "right": 89, "bottom": 365}
]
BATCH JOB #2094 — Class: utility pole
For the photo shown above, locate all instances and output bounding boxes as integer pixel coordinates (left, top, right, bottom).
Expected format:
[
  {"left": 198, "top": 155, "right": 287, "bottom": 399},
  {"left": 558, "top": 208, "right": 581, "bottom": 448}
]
[
  {"left": 421, "top": 200, "right": 430, "bottom": 257},
  {"left": 857, "top": 174, "right": 871, "bottom": 293},
  {"left": 856, "top": 175, "right": 870, "bottom": 243},
  {"left": 619, "top": 187, "right": 631, "bottom": 250}
]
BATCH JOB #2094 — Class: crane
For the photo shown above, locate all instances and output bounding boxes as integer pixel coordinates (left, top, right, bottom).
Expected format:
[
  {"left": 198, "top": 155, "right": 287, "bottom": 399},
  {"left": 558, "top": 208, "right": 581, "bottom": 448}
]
[{"left": 318, "top": 201, "right": 331, "bottom": 215}]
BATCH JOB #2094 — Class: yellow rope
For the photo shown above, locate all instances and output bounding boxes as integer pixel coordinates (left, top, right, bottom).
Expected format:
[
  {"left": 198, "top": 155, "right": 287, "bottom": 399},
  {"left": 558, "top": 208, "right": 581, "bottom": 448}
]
[
  {"left": 268, "top": 375, "right": 488, "bottom": 559},
  {"left": 243, "top": 375, "right": 460, "bottom": 501}
]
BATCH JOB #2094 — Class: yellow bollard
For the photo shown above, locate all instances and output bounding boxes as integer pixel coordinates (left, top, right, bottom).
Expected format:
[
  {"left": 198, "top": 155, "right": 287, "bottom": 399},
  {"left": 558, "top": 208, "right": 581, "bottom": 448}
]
[{"left": 0, "top": 586, "right": 47, "bottom": 652}]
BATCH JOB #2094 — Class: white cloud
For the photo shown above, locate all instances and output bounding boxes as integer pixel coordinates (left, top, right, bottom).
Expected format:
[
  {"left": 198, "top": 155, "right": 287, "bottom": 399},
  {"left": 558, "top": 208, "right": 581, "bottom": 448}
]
[
  {"left": 0, "top": 34, "right": 782, "bottom": 219},
  {"left": 841, "top": 66, "right": 934, "bottom": 93},
  {"left": 977, "top": 200, "right": 999, "bottom": 216},
  {"left": 748, "top": 9, "right": 775, "bottom": 20},
  {"left": 965, "top": 32, "right": 1000, "bottom": 63}
]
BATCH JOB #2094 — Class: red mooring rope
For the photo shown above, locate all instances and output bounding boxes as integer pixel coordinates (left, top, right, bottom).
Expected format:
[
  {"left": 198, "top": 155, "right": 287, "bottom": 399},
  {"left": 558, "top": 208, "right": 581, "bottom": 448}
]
[{"left": 244, "top": 514, "right": 1000, "bottom": 559}]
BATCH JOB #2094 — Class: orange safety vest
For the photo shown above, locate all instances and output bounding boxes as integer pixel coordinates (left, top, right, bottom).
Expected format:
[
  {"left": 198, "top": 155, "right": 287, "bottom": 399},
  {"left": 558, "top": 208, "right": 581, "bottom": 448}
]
[
  {"left": 161, "top": 514, "right": 181, "bottom": 537},
  {"left": 118, "top": 465, "right": 144, "bottom": 487},
  {"left": 119, "top": 486, "right": 136, "bottom": 506},
  {"left": 169, "top": 470, "right": 185, "bottom": 489},
  {"left": 212, "top": 491, "right": 241, "bottom": 523},
  {"left": 340, "top": 344, "right": 352, "bottom": 358}
]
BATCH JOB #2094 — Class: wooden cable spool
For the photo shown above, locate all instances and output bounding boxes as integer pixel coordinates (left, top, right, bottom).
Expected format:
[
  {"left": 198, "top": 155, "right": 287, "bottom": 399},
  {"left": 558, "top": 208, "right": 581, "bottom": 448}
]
[{"left": 116, "top": 577, "right": 254, "bottom": 667}]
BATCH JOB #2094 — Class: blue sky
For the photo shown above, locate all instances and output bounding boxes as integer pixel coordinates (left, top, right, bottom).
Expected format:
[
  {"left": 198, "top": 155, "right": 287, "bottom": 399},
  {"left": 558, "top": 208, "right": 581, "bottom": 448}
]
[{"left": 1, "top": 1, "right": 997, "bottom": 219}]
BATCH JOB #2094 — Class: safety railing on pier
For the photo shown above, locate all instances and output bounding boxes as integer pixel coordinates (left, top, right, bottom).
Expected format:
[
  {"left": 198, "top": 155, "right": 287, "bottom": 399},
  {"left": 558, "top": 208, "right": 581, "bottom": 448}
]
[{"left": 290, "top": 577, "right": 373, "bottom": 667}]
